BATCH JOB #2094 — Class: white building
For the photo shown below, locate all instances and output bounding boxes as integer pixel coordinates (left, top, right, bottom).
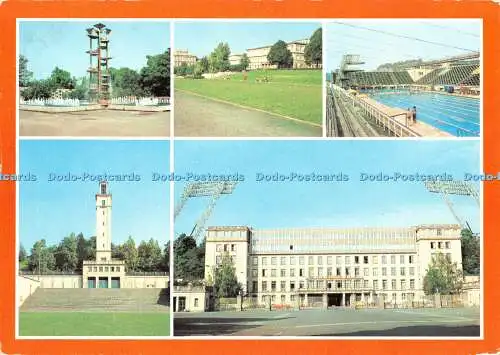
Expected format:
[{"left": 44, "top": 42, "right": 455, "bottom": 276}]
[{"left": 204, "top": 224, "right": 463, "bottom": 308}]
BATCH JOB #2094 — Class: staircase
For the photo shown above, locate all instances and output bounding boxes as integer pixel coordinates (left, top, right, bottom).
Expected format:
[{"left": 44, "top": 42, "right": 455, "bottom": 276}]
[{"left": 20, "top": 288, "right": 170, "bottom": 312}]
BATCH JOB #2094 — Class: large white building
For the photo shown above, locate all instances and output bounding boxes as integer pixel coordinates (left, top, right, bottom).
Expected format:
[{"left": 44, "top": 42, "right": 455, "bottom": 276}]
[{"left": 204, "top": 224, "right": 463, "bottom": 308}]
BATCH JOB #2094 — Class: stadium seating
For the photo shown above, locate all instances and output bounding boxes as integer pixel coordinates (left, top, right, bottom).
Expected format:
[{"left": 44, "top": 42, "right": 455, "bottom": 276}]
[
  {"left": 20, "top": 288, "right": 170, "bottom": 312},
  {"left": 416, "top": 64, "right": 479, "bottom": 85},
  {"left": 460, "top": 73, "right": 480, "bottom": 86},
  {"left": 345, "top": 71, "right": 414, "bottom": 87}
]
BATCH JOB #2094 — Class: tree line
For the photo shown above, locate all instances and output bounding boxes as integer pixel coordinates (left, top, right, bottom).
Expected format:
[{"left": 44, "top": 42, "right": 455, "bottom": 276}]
[
  {"left": 19, "top": 50, "right": 171, "bottom": 100},
  {"left": 174, "top": 28, "right": 322, "bottom": 78},
  {"left": 19, "top": 233, "right": 169, "bottom": 274}
]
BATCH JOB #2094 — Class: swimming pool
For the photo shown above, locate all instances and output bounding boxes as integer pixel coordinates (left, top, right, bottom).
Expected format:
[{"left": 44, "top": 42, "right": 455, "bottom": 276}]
[{"left": 368, "top": 91, "right": 480, "bottom": 137}]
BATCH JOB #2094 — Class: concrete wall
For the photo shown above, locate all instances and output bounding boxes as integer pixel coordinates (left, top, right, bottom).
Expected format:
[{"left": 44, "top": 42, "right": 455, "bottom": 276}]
[
  {"left": 37, "top": 275, "right": 83, "bottom": 289},
  {"left": 122, "top": 276, "right": 169, "bottom": 289},
  {"left": 17, "top": 275, "right": 40, "bottom": 306}
]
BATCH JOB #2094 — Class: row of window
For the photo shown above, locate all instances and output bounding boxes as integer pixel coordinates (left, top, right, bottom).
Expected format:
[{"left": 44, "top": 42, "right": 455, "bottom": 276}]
[
  {"left": 253, "top": 266, "right": 416, "bottom": 278},
  {"left": 216, "top": 244, "right": 237, "bottom": 252},
  {"left": 87, "top": 266, "right": 121, "bottom": 273},
  {"left": 254, "top": 292, "right": 417, "bottom": 304},
  {"left": 430, "top": 241, "right": 451, "bottom": 249},
  {"left": 251, "top": 254, "right": 415, "bottom": 267},
  {"left": 252, "top": 279, "right": 416, "bottom": 293}
]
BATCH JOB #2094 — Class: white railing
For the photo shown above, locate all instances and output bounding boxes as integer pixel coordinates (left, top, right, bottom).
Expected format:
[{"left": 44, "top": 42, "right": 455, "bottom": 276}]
[
  {"left": 110, "top": 96, "right": 171, "bottom": 106},
  {"left": 20, "top": 98, "right": 81, "bottom": 107}
]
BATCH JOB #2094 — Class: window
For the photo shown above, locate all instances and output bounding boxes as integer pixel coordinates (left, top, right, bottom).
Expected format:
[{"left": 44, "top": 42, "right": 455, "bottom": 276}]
[
  {"left": 344, "top": 280, "right": 350, "bottom": 289},
  {"left": 354, "top": 280, "right": 361, "bottom": 289},
  {"left": 290, "top": 268, "right": 295, "bottom": 277},
  {"left": 290, "top": 245, "right": 293, "bottom": 251},
  {"left": 336, "top": 256, "right": 342, "bottom": 265},
  {"left": 101, "top": 200, "right": 105, "bottom": 207},
  {"left": 345, "top": 267, "right": 350, "bottom": 276},
  {"left": 261, "top": 295, "right": 266, "bottom": 303},
  {"left": 364, "top": 256, "right": 369, "bottom": 264},
  {"left": 438, "top": 242, "right": 443, "bottom": 249},
  {"left": 280, "top": 281, "right": 286, "bottom": 291},
  {"left": 299, "top": 269, "right": 303, "bottom": 277},
  {"left": 364, "top": 268, "right": 369, "bottom": 277},
  {"left": 409, "top": 267, "right": 415, "bottom": 276},
  {"left": 224, "top": 244, "right": 229, "bottom": 252},
  {"left": 446, "top": 253, "right": 452, "bottom": 262},
  {"left": 290, "top": 281, "right": 295, "bottom": 290},
  {"left": 409, "top": 255, "right": 414, "bottom": 264},
  {"left": 431, "top": 242, "right": 436, "bottom": 249},
  {"left": 373, "top": 280, "right": 379, "bottom": 290},
  {"left": 401, "top": 280, "right": 406, "bottom": 290},
  {"left": 373, "top": 256, "right": 378, "bottom": 264},
  {"left": 337, "top": 281, "right": 343, "bottom": 289},
  {"left": 252, "top": 257, "right": 258, "bottom": 266},
  {"left": 391, "top": 267, "right": 396, "bottom": 276},
  {"left": 252, "top": 269, "right": 258, "bottom": 277},
  {"left": 262, "top": 281, "right": 267, "bottom": 291},
  {"left": 262, "top": 269, "right": 266, "bottom": 277},
  {"left": 354, "top": 267, "right": 360, "bottom": 276},
  {"left": 400, "top": 267, "right": 406, "bottom": 276},
  {"left": 364, "top": 280, "right": 369, "bottom": 288},
  {"left": 382, "top": 280, "right": 388, "bottom": 290},
  {"left": 299, "top": 256, "right": 304, "bottom": 265},
  {"left": 262, "top": 257, "right": 268, "bottom": 266},
  {"left": 290, "top": 295, "right": 296, "bottom": 302},
  {"left": 400, "top": 255, "right": 405, "bottom": 264},
  {"left": 372, "top": 268, "right": 378, "bottom": 277},
  {"left": 271, "top": 295, "right": 276, "bottom": 302},
  {"left": 281, "top": 295, "right": 286, "bottom": 303},
  {"left": 281, "top": 269, "right": 286, "bottom": 277},
  {"left": 116, "top": 267, "right": 120, "bottom": 272},
  {"left": 290, "top": 256, "right": 296, "bottom": 265},
  {"left": 280, "top": 256, "right": 287, "bottom": 265},
  {"left": 308, "top": 256, "right": 314, "bottom": 265},
  {"left": 382, "top": 267, "right": 387, "bottom": 276},
  {"left": 410, "top": 279, "right": 415, "bottom": 290},
  {"left": 317, "top": 256, "right": 323, "bottom": 265},
  {"left": 318, "top": 267, "right": 323, "bottom": 277},
  {"left": 392, "top": 293, "right": 397, "bottom": 302},
  {"left": 299, "top": 281, "right": 304, "bottom": 289},
  {"left": 391, "top": 255, "right": 396, "bottom": 264},
  {"left": 99, "top": 267, "right": 103, "bottom": 272},
  {"left": 336, "top": 267, "right": 341, "bottom": 276},
  {"left": 382, "top": 255, "right": 387, "bottom": 264},
  {"left": 391, "top": 279, "right": 396, "bottom": 290},
  {"left": 88, "top": 266, "right": 92, "bottom": 272},
  {"left": 271, "top": 257, "right": 277, "bottom": 265},
  {"left": 327, "top": 267, "right": 332, "bottom": 276},
  {"left": 445, "top": 241, "right": 451, "bottom": 249},
  {"left": 327, "top": 256, "right": 333, "bottom": 265},
  {"left": 271, "top": 269, "right": 276, "bottom": 277},
  {"left": 231, "top": 244, "right": 236, "bottom": 252},
  {"left": 354, "top": 256, "right": 360, "bottom": 264},
  {"left": 252, "top": 281, "right": 258, "bottom": 292},
  {"left": 216, "top": 255, "right": 221, "bottom": 264},
  {"left": 194, "top": 298, "right": 199, "bottom": 307},
  {"left": 308, "top": 267, "right": 314, "bottom": 277},
  {"left": 345, "top": 256, "right": 351, "bottom": 265},
  {"left": 105, "top": 267, "right": 109, "bottom": 272},
  {"left": 437, "top": 229, "right": 442, "bottom": 236}
]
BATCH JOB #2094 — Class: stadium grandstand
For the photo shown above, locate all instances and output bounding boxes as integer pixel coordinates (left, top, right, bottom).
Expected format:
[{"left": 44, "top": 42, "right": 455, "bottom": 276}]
[{"left": 325, "top": 20, "right": 480, "bottom": 138}]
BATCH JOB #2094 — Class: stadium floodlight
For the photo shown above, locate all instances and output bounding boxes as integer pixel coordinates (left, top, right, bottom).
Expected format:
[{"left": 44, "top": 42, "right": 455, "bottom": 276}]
[
  {"left": 424, "top": 180, "right": 480, "bottom": 231},
  {"left": 174, "top": 181, "right": 238, "bottom": 242}
]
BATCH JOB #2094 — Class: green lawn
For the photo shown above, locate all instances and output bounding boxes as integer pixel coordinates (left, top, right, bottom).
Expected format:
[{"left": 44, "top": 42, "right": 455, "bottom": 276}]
[
  {"left": 20, "top": 312, "right": 170, "bottom": 336},
  {"left": 175, "top": 69, "right": 322, "bottom": 125}
]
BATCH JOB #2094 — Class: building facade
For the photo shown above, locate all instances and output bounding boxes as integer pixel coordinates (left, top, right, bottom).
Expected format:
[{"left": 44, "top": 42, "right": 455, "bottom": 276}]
[
  {"left": 174, "top": 49, "right": 198, "bottom": 68},
  {"left": 204, "top": 225, "right": 463, "bottom": 307},
  {"left": 229, "top": 54, "right": 244, "bottom": 67},
  {"left": 245, "top": 39, "right": 319, "bottom": 70}
]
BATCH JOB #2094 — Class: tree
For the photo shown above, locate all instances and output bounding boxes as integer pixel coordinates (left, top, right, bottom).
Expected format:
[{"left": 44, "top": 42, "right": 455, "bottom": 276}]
[
  {"left": 49, "top": 67, "right": 75, "bottom": 89},
  {"left": 213, "top": 253, "right": 241, "bottom": 298},
  {"left": 174, "top": 234, "right": 204, "bottom": 280},
  {"left": 119, "top": 236, "right": 138, "bottom": 272},
  {"left": 461, "top": 229, "right": 480, "bottom": 275},
  {"left": 28, "top": 239, "right": 56, "bottom": 273},
  {"left": 76, "top": 233, "right": 93, "bottom": 271},
  {"left": 140, "top": 49, "right": 171, "bottom": 97},
  {"left": 423, "top": 253, "right": 463, "bottom": 295},
  {"left": 19, "top": 244, "right": 27, "bottom": 263},
  {"left": 240, "top": 53, "right": 250, "bottom": 70},
  {"left": 267, "top": 40, "right": 293, "bottom": 69},
  {"left": 208, "top": 43, "right": 230, "bottom": 73},
  {"left": 137, "top": 238, "right": 163, "bottom": 271},
  {"left": 304, "top": 28, "right": 322, "bottom": 67},
  {"left": 110, "top": 67, "right": 143, "bottom": 97},
  {"left": 21, "top": 79, "right": 55, "bottom": 100},
  {"left": 200, "top": 56, "right": 209, "bottom": 73},
  {"left": 19, "top": 55, "right": 33, "bottom": 87},
  {"left": 54, "top": 233, "right": 78, "bottom": 272}
]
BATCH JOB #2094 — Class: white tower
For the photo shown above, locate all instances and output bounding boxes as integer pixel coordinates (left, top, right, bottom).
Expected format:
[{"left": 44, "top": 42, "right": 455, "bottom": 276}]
[{"left": 95, "top": 181, "right": 112, "bottom": 262}]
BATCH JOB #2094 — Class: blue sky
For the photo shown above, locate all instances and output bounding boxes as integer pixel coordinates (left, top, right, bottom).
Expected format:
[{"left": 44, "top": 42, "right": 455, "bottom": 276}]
[
  {"left": 19, "top": 21, "right": 170, "bottom": 80},
  {"left": 19, "top": 140, "right": 169, "bottom": 250},
  {"left": 174, "top": 140, "right": 481, "bottom": 239},
  {"left": 175, "top": 22, "right": 320, "bottom": 58},
  {"left": 325, "top": 19, "right": 481, "bottom": 71}
]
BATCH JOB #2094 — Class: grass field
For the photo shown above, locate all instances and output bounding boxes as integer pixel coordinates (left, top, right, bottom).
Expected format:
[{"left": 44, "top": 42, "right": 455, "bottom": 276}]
[
  {"left": 175, "top": 69, "right": 322, "bottom": 125},
  {"left": 20, "top": 312, "right": 170, "bottom": 336}
]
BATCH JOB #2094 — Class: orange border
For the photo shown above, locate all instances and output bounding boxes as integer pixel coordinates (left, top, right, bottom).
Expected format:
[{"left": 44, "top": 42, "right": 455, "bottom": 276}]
[{"left": 1, "top": 1, "right": 499, "bottom": 354}]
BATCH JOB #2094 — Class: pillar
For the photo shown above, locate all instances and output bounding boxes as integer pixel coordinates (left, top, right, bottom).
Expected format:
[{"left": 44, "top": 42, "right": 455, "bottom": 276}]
[
  {"left": 108, "top": 276, "right": 111, "bottom": 288},
  {"left": 434, "top": 293, "right": 442, "bottom": 308},
  {"left": 323, "top": 293, "right": 328, "bottom": 309},
  {"left": 342, "top": 293, "right": 346, "bottom": 306},
  {"left": 304, "top": 294, "right": 308, "bottom": 308},
  {"left": 237, "top": 294, "right": 243, "bottom": 311}
]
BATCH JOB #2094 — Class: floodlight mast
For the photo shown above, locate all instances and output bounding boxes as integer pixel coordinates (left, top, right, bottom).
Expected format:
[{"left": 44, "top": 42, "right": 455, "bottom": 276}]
[
  {"left": 174, "top": 181, "right": 237, "bottom": 242},
  {"left": 424, "top": 180, "right": 479, "bottom": 231}
]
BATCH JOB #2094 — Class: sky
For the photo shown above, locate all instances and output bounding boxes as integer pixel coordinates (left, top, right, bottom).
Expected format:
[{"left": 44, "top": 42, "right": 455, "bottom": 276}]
[
  {"left": 19, "top": 140, "right": 169, "bottom": 250},
  {"left": 174, "top": 140, "right": 481, "bottom": 239},
  {"left": 325, "top": 19, "right": 481, "bottom": 72},
  {"left": 19, "top": 21, "right": 170, "bottom": 80},
  {"left": 175, "top": 22, "right": 320, "bottom": 58}
]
